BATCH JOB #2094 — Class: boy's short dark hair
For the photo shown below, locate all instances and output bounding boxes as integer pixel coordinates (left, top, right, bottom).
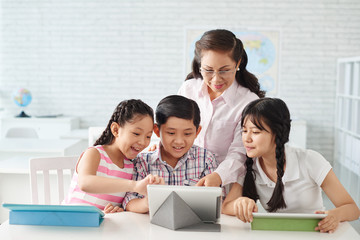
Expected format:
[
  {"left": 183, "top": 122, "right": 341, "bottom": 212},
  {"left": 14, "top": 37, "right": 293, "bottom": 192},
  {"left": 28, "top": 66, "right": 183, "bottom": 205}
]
[{"left": 155, "top": 95, "right": 200, "bottom": 129}]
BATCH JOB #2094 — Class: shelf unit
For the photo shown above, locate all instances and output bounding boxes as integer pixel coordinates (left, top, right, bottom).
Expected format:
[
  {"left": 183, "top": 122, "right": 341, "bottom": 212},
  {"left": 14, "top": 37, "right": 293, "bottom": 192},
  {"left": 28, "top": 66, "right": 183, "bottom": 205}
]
[{"left": 334, "top": 56, "right": 360, "bottom": 206}]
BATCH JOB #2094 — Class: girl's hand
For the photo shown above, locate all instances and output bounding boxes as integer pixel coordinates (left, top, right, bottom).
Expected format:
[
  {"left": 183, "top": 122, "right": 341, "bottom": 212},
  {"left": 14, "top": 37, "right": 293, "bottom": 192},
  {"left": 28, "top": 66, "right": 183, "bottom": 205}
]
[
  {"left": 196, "top": 172, "right": 222, "bottom": 187},
  {"left": 134, "top": 174, "right": 165, "bottom": 196},
  {"left": 148, "top": 143, "right": 158, "bottom": 152},
  {"left": 315, "top": 210, "right": 339, "bottom": 233},
  {"left": 146, "top": 174, "right": 165, "bottom": 185},
  {"left": 234, "top": 197, "right": 258, "bottom": 223},
  {"left": 104, "top": 203, "right": 124, "bottom": 214}
]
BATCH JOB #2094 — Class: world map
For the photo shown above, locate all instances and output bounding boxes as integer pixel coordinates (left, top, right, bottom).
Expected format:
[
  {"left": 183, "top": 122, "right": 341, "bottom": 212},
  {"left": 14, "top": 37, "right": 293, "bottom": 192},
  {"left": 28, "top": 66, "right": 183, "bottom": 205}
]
[
  {"left": 236, "top": 31, "right": 276, "bottom": 74},
  {"left": 235, "top": 31, "right": 277, "bottom": 94}
]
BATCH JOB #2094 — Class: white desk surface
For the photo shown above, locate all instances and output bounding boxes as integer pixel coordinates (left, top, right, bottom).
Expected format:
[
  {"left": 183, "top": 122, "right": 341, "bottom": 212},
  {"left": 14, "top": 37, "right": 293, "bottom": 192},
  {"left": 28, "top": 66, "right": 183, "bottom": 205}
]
[
  {"left": 0, "top": 212, "right": 359, "bottom": 240},
  {"left": 0, "top": 138, "right": 82, "bottom": 153},
  {"left": 60, "top": 128, "right": 88, "bottom": 140},
  {"left": 0, "top": 116, "right": 77, "bottom": 121},
  {"left": 0, "top": 156, "right": 35, "bottom": 174},
  {"left": 0, "top": 138, "right": 82, "bottom": 174}
]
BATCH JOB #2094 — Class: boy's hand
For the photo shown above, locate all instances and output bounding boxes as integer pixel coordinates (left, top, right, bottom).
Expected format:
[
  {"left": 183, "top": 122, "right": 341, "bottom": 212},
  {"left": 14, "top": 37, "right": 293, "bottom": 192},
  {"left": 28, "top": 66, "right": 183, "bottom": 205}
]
[
  {"left": 234, "top": 197, "right": 258, "bottom": 223},
  {"left": 315, "top": 210, "right": 339, "bottom": 233},
  {"left": 134, "top": 174, "right": 165, "bottom": 196},
  {"left": 104, "top": 203, "right": 124, "bottom": 214},
  {"left": 196, "top": 172, "right": 222, "bottom": 187}
]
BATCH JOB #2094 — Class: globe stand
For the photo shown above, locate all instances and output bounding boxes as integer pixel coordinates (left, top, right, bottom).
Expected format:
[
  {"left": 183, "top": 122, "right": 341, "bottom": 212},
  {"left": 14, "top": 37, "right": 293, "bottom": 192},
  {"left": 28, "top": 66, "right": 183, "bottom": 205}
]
[{"left": 16, "top": 110, "right": 31, "bottom": 118}]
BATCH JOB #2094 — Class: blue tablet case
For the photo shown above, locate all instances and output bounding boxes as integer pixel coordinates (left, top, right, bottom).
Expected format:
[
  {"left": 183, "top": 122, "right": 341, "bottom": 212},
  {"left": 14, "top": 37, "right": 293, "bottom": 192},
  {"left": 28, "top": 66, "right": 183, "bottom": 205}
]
[{"left": 2, "top": 203, "right": 105, "bottom": 227}]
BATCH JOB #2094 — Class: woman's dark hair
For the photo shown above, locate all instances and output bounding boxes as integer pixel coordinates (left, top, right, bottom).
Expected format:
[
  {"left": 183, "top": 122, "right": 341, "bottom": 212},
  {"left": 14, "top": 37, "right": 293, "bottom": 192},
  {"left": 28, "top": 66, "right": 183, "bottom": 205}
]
[
  {"left": 185, "top": 29, "right": 265, "bottom": 98},
  {"left": 241, "top": 98, "right": 291, "bottom": 212},
  {"left": 94, "top": 99, "right": 154, "bottom": 146},
  {"left": 156, "top": 95, "right": 200, "bottom": 129}
]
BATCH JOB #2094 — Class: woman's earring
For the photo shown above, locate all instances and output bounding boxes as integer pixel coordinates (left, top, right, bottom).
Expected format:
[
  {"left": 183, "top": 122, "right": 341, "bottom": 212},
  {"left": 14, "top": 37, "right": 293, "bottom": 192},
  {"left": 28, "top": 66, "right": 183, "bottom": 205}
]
[{"left": 237, "top": 68, "right": 240, "bottom": 71}]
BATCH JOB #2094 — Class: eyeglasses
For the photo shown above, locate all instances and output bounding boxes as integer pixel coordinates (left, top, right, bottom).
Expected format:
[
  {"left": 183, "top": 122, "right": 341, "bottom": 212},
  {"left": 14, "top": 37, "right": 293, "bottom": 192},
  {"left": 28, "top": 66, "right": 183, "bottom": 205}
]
[{"left": 199, "top": 67, "right": 239, "bottom": 79}]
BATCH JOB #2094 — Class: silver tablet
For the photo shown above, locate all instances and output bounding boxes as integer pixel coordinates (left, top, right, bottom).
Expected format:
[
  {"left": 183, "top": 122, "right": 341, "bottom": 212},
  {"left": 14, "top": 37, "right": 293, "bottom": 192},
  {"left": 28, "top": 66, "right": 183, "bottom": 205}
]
[{"left": 147, "top": 185, "right": 222, "bottom": 223}]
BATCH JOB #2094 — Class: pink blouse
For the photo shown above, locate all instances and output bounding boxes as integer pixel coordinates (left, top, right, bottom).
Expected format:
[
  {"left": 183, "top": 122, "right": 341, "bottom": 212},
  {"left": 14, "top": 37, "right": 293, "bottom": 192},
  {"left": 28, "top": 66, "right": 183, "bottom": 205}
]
[{"left": 178, "top": 79, "right": 258, "bottom": 185}]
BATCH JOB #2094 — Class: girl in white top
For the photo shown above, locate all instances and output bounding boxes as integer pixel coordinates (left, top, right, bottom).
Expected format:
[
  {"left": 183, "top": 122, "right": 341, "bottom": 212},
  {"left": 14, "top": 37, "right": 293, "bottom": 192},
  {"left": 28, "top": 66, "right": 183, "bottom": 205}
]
[
  {"left": 178, "top": 29, "right": 264, "bottom": 188},
  {"left": 222, "top": 98, "right": 360, "bottom": 233}
]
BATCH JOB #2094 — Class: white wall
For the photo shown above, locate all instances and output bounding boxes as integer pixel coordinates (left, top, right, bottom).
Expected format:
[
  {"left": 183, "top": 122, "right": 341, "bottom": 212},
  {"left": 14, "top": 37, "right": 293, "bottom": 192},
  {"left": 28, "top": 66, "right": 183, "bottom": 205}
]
[{"left": 1, "top": 0, "right": 360, "bottom": 163}]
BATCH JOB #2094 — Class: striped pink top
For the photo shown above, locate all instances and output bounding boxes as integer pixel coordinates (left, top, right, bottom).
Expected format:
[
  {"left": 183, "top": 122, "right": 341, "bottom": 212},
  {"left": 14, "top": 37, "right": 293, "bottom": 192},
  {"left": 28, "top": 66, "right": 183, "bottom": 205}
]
[{"left": 63, "top": 145, "right": 134, "bottom": 210}]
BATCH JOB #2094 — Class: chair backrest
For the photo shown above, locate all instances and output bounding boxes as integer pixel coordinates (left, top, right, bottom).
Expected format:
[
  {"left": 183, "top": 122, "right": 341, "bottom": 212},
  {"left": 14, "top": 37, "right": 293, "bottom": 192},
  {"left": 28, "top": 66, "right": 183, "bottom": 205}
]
[
  {"left": 5, "top": 127, "right": 39, "bottom": 138},
  {"left": 88, "top": 126, "right": 105, "bottom": 146},
  {"left": 29, "top": 156, "right": 78, "bottom": 204}
]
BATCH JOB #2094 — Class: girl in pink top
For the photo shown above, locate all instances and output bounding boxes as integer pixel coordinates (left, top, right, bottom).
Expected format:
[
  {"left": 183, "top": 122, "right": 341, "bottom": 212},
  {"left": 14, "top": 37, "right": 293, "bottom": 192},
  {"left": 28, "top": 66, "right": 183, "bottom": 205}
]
[
  {"left": 179, "top": 29, "right": 265, "bottom": 188},
  {"left": 64, "top": 99, "right": 163, "bottom": 213}
]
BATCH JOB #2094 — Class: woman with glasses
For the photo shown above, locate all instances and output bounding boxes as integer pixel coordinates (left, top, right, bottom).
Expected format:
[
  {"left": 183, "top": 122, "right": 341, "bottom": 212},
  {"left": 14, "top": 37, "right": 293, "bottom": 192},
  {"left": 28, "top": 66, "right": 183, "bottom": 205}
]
[{"left": 178, "top": 29, "right": 265, "bottom": 189}]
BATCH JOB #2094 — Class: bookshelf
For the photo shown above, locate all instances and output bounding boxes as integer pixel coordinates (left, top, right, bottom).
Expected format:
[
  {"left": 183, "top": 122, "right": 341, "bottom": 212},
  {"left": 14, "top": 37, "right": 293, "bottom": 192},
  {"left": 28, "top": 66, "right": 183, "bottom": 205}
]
[{"left": 334, "top": 56, "right": 360, "bottom": 207}]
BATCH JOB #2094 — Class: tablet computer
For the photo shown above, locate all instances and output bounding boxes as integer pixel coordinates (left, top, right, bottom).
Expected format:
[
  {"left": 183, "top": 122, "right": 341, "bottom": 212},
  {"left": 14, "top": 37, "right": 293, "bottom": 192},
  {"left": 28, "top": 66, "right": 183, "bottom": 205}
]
[
  {"left": 251, "top": 212, "right": 327, "bottom": 231},
  {"left": 2, "top": 203, "right": 104, "bottom": 227},
  {"left": 147, "top": 185, "right": 222, "bottom": 223},
  {"left": 2, "top": 203, "right": 104, "bottom": 216}
]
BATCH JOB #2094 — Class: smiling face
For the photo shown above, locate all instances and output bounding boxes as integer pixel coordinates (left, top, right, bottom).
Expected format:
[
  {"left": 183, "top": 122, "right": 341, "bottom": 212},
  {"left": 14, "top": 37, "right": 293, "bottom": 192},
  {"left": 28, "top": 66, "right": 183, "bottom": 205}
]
[
  {"left": 113, "top": 115, "right": 154, "bottom": 160},
  {"left": 154, "top": 116, "right": 201, "bottom": 165},
  {"left": 241, "top": 117, "right": 276, "bottom": 160},
  {"left": 200, "top": 50, "right": 240, "bottom": 100}
]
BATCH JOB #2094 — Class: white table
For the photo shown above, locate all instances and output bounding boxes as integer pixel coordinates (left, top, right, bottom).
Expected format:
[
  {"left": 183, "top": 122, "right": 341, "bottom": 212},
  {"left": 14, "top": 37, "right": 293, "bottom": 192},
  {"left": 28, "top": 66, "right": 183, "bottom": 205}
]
[
  {"left": 0, "top": 212, "right": 359, "bottom": 240},
  {"left": 0, "top": 116, "right": 80, "bottom": 139},
  {"left": 0, "top": 138, "right": 84, "bottom": 222},
  {"left": 60, "top": 128, "right": 89, "bottom": 153},
  {"left": 0, "top": 138, "right": 83, "bottom": 163},
  {"left": 0, "top": 138, "right": 83, "bottom": 174}
]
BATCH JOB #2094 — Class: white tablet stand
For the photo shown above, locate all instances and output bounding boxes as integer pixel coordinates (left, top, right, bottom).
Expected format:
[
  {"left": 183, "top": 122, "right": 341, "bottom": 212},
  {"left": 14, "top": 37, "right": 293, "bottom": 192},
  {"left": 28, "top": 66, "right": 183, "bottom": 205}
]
[{"left": 150, "top": 191, "right": 221, "bottom": 232}]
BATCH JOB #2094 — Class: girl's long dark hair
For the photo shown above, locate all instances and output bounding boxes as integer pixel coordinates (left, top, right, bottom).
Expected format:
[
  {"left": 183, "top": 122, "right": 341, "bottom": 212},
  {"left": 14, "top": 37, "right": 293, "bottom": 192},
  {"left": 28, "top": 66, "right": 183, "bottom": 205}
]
[
  {"left": 241, "top": 98, "right": 291, "bottom": 212},
  {"left": 94, "top": 99, "right": 154, "bottom": 146},
  {"left": 185, "top": 29, "right": 265, "bottom": 98}
]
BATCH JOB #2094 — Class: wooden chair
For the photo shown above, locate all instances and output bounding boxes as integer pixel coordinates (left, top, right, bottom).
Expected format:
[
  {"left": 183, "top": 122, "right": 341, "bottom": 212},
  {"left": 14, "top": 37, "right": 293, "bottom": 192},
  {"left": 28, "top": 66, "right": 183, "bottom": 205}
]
[{"left": 29, "top": 156, "right": 78, "bottom": 204}]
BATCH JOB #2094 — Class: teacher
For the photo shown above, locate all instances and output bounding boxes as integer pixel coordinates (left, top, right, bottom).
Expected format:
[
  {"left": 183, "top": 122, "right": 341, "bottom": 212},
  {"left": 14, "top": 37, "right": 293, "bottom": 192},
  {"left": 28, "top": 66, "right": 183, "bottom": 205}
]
[{"left": 178, "top": 29, "right": 265, "bottom": 188}]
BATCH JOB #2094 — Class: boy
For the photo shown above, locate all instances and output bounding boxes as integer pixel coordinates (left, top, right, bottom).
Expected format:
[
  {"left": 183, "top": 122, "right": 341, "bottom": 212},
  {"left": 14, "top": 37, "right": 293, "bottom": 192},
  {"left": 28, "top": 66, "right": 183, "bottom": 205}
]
[{"left": 122, "top": 95, "right": 218, "bottom": 213}]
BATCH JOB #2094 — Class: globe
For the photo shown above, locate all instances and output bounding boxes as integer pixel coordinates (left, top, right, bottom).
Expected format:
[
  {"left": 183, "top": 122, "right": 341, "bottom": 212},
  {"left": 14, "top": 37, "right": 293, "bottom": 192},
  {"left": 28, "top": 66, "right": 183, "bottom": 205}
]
[{"left": 12, "top": 88, "right": 32, "bottom": 117}]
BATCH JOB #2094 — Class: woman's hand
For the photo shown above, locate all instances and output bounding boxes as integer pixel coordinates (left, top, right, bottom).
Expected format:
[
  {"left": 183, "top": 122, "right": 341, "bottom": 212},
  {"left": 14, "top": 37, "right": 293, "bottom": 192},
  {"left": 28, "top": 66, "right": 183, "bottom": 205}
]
[
  {"left": 104, "top": 203, "right": 124, "bottom": 214},
  {"left": 315, "top": 210, "right": 339, "bottom": 233},
  {"left": 134, "top": 174, "right": 165, "bottom": 196},
  {"left": 234, "top": 197, "right": 258, "bottom": 223},
  {"left": 196, "top": 172, "right": 222, "bottom": 187}
]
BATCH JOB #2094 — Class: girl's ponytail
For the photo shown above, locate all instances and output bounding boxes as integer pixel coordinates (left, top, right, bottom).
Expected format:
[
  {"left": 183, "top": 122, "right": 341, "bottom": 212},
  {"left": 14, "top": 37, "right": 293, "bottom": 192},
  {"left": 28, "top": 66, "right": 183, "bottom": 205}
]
[
  {"left": 266, "top": 137, "right": 286, "bottom": 212},
  {"left": 94, "top": 104, "right": 123, "bottom": 146},
  {"left": 242, "top": 156, "right": 259, "bottom": 201}
]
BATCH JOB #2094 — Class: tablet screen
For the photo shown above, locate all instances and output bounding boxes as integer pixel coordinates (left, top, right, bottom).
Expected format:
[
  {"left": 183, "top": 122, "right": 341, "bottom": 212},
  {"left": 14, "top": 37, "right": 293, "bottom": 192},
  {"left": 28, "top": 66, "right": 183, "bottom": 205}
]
[
  {"left": 253, "top": 212, "right": 327, "bottom": 219},
  {"left": 251, "top": 212, "right": 328, "bottom": 231}
]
